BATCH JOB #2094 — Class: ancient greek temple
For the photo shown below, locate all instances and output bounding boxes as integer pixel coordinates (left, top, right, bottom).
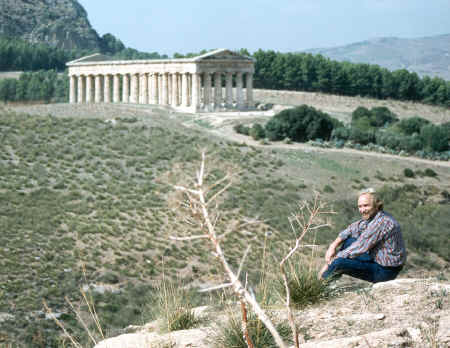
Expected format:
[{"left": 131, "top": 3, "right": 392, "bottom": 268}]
[{"left": 67, "top": 49, "right": 255, "bottom": 112}]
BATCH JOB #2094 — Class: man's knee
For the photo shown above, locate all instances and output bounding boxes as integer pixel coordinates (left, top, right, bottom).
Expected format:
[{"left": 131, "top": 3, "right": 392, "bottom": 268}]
[{"left": 329, "top": 257, "right": 346, "bottom": 270}]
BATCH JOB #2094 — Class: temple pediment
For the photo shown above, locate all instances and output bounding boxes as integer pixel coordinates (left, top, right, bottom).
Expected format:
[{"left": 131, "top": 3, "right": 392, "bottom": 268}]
[
  {"left": 193, "top": 49, "right": 253, "bottom": 61},
  {"left": 67, "top": 53, "right": 112, "bottom": 65}
]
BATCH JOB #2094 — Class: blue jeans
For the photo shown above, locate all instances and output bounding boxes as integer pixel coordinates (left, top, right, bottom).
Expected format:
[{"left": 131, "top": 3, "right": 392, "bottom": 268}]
[{"left": 321, "top": 238, "right": 402, "bottom": 283}]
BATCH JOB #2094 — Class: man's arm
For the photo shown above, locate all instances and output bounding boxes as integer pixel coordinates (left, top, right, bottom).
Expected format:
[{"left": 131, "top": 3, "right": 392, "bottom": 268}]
[
  {"left": 325, "top": 236, "right": 344, "bottom": 264},
  {"left": 337, "top": 216, "right": 390, "bottom": 260}
]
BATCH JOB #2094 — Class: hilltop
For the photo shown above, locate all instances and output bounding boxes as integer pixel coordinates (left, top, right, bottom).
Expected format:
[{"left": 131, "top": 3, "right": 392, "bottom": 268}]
[
  {"left": 305, "top": 34, "right": 450, "bottom": 80},
  {"left": 1, "top": 91, "right": 449, "bottom": 346},
  {"left": 0, "top": 0, "right": 101, "bottom": 50}
]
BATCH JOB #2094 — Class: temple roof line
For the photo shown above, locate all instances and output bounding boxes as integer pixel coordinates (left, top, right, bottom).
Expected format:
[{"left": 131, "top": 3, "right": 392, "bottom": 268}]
[{"left": 67, "top": 49, "right": 254, "bottom": 66}]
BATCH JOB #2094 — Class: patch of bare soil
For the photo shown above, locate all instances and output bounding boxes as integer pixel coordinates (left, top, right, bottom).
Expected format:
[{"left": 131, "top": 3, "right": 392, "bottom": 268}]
[{"left": 254, "top": 89, "right": 450, "bottom": 124}]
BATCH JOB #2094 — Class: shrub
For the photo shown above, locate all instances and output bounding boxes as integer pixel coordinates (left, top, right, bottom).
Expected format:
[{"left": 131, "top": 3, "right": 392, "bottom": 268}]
[
  {"left": 420, "top": 124, "right": 449, "bottom": 152},
  {"left": 375, "top": 131, "right": 403, "bottom": 150},
  {"left": 331, "top": 126, "right": 350, "bottom": 141},
  {"left": 351, "top": 106, "right": 398, "bottom": 129},
  {"left": 249, "top": 123, "right": 266, "bottom": 140},
  {"left": 399, "top": 134, "right": 424, "bottom": 152},
  {"left": 370, "top": 106, "right": 398, "bottom": 127},
  {"left": 233, "top": 123, "right": 250, "bottom": 135},
  {"left": 214, "top": 312, "right": 291, "bottom": 348},
  {"left": 351, "top": 106, "right": 371, "bottom": 122},
  {"left": 323, "top": 184, "right": 335, "bottom": 193},
  {"left": 265, "top": 105, "right": 335, "bottom": 142},
  {"left": 396, "top": 116, "right": 430, "bottom": 135},
  {"left": 150, "top": 279, "right": 200, "bottom": 332},
  {"left": 423, "top": 168, "right": 438, "bottom": 178},
  {"left": 403, "top": 168, "right": 415, "bottom": 178},
  {"left": 349, "top": 127, "right": 375, "bottom": 145},
  {"left": 279, "top": 259, "right": 330, "bottom": 310}
]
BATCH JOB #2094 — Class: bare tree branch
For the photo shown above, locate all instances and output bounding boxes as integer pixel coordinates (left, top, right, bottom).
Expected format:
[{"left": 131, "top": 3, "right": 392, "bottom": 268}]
[
  {"left": 237, "top": 245, "right": 252, "bottom": 280},
  {"left": 169, "top": 235, "right": 209, "bottom": 241},
  {"left": 170, "top": 150, "right": 288, "bottom": 348},
  {"left": 279, "top": 193, "right": 334, "bottom": 348}
]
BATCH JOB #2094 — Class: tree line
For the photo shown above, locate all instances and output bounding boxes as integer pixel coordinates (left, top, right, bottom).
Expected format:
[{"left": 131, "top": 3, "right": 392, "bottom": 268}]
[
  {"left": 0, "top": 70, "right": 68, "bottom": 103},
  {"left": 252, "top": 50, "right": 449, "bottom": 107},
  {"left": 0, "top": 34, "right": 168, "bottom": 73}
]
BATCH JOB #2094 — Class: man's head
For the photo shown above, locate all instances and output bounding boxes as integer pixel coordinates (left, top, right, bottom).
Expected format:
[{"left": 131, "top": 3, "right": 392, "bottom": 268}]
[{"left": 358, "top": 188, "right": 383, "bottom": 220}]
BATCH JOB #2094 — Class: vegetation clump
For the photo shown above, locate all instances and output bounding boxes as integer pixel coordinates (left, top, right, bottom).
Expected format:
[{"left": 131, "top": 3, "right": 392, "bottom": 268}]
[
  {"left": 265, "top": 105, "right": 337, "bottom": 142},
  {"left": 282, "top": 261, "right": 331, "bottom": 309},
  {"left": 214, "top": 312, "right": 291, "bottom": 348},
  {"left": 403, "top": 168, "right": 415, "bottom": 178}
]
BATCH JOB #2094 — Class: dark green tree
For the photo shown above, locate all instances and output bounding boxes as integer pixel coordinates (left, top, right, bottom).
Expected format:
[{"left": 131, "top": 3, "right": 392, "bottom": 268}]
[
  {"left": 265, "top": 105, "right": 335, "bottom": 142},
  {"left": 420, "top": 124, "right": 449, "bottom": 152}
]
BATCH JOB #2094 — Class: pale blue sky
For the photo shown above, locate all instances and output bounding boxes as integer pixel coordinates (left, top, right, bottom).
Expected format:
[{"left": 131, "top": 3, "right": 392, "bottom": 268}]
[{"left": 77, "top": 0, "right": 450, "bottom": 56}]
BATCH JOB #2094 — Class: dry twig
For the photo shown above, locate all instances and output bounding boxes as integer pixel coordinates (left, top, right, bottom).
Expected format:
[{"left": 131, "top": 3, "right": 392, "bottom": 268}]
[
  {"left": 279, "top": 194, "right": 334, "bottom": 348},
  {"left": 171, "top": 150, "right": 287, "bottom": 348}
]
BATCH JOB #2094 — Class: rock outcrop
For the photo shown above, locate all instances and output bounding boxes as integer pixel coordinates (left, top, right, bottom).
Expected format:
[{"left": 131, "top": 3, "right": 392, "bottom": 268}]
[
  {"left": 94, "top": 278, "right": 450, "bottom": 348},
  {"left": 0, "top": 0, "right": 102, "bottom": 50}
]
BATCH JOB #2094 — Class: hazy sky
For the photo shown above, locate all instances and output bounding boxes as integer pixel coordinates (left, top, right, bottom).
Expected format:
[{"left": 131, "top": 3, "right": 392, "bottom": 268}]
[{"left": 77, "top": 0, "right": 450, "bottom": 56}]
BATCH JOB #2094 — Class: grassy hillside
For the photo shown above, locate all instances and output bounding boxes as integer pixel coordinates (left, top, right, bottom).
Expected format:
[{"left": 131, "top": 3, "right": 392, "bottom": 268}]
[{"left": 0, "top": 101, "right": 449, "bottom": 346}]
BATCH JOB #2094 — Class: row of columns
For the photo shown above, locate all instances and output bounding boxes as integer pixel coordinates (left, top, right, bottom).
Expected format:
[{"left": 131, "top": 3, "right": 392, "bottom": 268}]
[{"left": 69, "top": 71, "right": 254, "bottom": 111}]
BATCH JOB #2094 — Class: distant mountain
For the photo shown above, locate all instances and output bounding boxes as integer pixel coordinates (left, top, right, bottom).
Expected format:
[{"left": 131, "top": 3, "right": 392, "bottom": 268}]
[
  {"left": 305, "top": 34, "right": 450, "bottom": 80},
  {"left": 0, "top": 0, "right": 102, "bottom": 51}
]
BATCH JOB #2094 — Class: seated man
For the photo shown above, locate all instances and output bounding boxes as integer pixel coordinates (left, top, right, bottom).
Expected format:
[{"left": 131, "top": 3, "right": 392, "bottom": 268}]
[{"left": 319, "top": 188, "right": 406, "bottom": 283}]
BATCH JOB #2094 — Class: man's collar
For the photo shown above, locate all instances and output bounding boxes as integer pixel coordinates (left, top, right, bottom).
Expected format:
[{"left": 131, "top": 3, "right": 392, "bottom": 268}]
[{"left": 361, "top": 210, "right": 383, "bottom": 224}]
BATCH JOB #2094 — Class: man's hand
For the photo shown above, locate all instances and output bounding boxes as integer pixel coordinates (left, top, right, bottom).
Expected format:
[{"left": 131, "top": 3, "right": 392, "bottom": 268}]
[
  {"left": 325, "top": 236, "right": 344, "bottom": 264},
  {"left": 325, "top": 245, "right": 336, "bottom": 264}
]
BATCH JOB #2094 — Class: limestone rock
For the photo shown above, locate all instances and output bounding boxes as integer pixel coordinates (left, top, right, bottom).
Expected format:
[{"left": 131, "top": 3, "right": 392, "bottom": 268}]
[
  {"left": 0, "top": 0, "right": 102, "bottom": 50},
  {"left": 94, "top": 328, "right": 211, "bottom": 348},
  {"left": 437, "top": 313, "right": 450, "bottom": 345},
  {"left": 297, "top": 328, "right": 411, "bottom": 348}
]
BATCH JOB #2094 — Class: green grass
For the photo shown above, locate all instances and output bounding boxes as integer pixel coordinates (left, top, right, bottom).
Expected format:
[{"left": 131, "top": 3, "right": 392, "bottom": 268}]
[
  {"left": 280, "top": 258, "right": 331, "bottom": 309},
  {"left": 214, "top": 311, "right": 292, "bottom": 348}
]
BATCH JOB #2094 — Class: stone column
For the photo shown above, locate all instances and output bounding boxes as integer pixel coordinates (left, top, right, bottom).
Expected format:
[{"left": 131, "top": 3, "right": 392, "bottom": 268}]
[
  {"left": 151, "top": 73, "right": 159, "bottom": 104},
  {"left": 187, "top": 74, "right": 192, "bottom": 105},
  {"left": 69, "top": 75, "right": 77, "bottom": 104},
  {"left": 225, "top": 72, "right": 233, "bottom": 108},
  {"left": 122, "top": 74, "right": 130, "bottom": 103},
  {"left": 104, "top": 75, "right": 111, "bottom": 103},
  {"left": 162, "top": 73, "right": 169, "bottom": 105},
  {"left": 130, "top": 74, "right": 139, "bottom": 103},
  {"left": 246, "top": 73, "right": 254, "bottom": 108},
  {"left": 139, "top": 73, "right": 148, "bottom": 104},
  {"left": 178, "top": 74, "right": 182, "bottom": 99},
  {"left": 158, "top": 74, "right": 163, "bottom": 104},
  {"left": 191, "top": 73, "right": 200, "bottom": 112},
  {"left": 77, "top": 75, "right": 85, "bottom": 103},
  {"left": 214, "top": 72, "right": 222, "bottom": 109},
  {"left": 94, "top": 75, "right": 102, "bottom": 103},
  {"left": 203, "top": 72, "right": 212, "bottom": 110},
  {"left": 236, "top": 72, "right": 244, "bottom": 109},
  {"left": 168, "top": 74, "right": 173, "bottom": 105},
  {"left": 181, "top": 73, "right": 189, "bottom": 106},
  {"left": 86, "top": 75, "right": 94, "bottom": 103},
  {"left": 172, "top": 73, "right": 179, "bottom": 106},
  {"left": 113, "top": 74, "right": 120, "bottom": 103},
  {"left": 147, "top": 73, "right": 153, "bottom": 104}
]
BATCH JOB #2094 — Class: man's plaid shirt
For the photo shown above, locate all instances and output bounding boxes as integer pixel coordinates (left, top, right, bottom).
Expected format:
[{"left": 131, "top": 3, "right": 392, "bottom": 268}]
[{"left": 336, "top": 210, "right": 406, "bottom": 267}]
